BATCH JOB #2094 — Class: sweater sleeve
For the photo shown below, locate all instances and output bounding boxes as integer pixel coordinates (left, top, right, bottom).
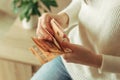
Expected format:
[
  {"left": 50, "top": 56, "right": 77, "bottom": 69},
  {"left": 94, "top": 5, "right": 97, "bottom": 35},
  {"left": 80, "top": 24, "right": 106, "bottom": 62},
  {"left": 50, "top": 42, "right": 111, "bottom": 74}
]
[
  {"left": 99, "top": 55, "right": 120, "bottom": 73},
  {"left": 60, "top": 0, "right": 81, "bottom": 27},
  {"left": 98, "top": 5, "right": 120, "bottom": 73}
]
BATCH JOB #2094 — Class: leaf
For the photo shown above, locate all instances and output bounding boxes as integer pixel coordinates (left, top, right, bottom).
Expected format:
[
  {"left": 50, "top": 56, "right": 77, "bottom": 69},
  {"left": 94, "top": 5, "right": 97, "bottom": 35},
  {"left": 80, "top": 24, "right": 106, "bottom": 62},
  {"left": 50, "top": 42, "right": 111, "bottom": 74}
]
[
  {"left": 12, "top": 0, "right": 58, "bottom": 21},
  {"left": 49, "top": 0, "right": 58, "bottom": 7},
  {"left": 26, "top": 15, "right": 30, "bottom": 22},
  {"left": 33, "top": 0, "right": 38, "bottom": 3},
  {"left": 20, "top": 4, "right": 30, "bottom": 20},
  {"left": 41, "top": 0, "right": 58, "bottom": 11}
]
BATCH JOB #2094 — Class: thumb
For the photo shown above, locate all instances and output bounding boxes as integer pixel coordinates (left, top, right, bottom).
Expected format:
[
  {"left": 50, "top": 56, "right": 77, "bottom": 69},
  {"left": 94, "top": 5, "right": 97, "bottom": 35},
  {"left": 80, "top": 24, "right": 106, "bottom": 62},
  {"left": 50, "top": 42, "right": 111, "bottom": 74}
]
[
  {"left": 61, "top": 41, "right": 73, "bottom": 53},
  {"left": 61, "top": 41, "right": 71, "bottom": 48},
  {"left": 62, "top": 53, "right": 72, "bottom": 62}
]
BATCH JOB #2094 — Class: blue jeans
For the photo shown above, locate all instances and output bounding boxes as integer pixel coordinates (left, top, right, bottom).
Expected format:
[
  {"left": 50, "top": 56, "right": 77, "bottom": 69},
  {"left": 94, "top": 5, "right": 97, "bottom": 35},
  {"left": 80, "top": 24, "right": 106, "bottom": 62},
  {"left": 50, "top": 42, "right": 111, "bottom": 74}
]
[{"left": 31, "top": 56, "right": 72, "bottom": 80}]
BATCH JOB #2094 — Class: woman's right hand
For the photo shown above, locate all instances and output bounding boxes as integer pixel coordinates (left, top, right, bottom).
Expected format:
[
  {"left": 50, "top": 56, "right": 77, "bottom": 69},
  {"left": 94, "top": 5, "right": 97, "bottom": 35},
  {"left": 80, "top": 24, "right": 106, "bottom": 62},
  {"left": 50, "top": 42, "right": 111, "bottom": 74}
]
[{"left": 36, "top": 12, "right": 69, "bottom": 41}]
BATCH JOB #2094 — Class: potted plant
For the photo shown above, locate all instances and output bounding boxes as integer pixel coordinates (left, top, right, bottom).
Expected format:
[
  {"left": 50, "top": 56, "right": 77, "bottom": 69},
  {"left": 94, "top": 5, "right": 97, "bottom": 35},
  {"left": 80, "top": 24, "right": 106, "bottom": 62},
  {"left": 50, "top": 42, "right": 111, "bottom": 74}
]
[{"left": 12, "top": 0, "right": 58, "bottom": 29}]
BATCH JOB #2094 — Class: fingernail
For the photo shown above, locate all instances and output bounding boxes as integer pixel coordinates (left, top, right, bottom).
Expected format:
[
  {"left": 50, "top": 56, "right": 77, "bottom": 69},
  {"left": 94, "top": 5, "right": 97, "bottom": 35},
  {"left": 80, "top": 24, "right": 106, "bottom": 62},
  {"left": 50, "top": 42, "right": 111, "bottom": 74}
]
[
  {"left": 62, "top": 38, "right": 68, "bottom": 42},
  {"left": 64, "top": 48, "right": 72, "bottom": 53}
]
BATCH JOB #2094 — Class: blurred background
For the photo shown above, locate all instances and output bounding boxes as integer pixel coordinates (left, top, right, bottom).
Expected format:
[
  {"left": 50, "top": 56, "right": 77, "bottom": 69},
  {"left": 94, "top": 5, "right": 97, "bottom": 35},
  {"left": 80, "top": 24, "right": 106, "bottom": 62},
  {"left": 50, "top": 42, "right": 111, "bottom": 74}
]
[
  {"left": 0, "top": 0, "right": 71, "bottom": 80},
  {"left": 0, "top": 0, "right": 71, "bottom": 37}
]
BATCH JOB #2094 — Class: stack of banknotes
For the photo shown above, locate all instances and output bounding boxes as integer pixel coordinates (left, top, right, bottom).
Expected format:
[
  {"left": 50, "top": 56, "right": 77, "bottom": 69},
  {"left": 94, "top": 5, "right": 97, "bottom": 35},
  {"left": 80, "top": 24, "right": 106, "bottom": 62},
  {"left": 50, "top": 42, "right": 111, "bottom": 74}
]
[{"left": 30, "top": 19, "right": 70, "bottom": 65}]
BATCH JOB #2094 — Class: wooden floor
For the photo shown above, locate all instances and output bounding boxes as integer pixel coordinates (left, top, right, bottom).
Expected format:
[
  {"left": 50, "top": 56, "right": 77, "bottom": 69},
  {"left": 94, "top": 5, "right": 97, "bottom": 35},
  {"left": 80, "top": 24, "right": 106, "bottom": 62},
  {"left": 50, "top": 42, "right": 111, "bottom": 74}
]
[{"left": 0, "top": 59, "right": 32, "bottom": 80}]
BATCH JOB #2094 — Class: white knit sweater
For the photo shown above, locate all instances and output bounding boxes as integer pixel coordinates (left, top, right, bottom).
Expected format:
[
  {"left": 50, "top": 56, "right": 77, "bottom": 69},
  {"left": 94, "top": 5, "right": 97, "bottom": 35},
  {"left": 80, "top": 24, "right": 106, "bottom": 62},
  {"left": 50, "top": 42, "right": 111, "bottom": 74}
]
[{"left": 61, "top": 0, "right": 120, "bottom": 80}]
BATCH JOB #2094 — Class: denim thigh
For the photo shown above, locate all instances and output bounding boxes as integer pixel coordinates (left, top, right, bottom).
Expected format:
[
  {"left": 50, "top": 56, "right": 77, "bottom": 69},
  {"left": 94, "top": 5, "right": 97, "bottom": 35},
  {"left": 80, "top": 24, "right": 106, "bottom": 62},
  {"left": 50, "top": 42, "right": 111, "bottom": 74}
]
[{"left": 31, "top": 56, "right": 72, "bottom": 80}]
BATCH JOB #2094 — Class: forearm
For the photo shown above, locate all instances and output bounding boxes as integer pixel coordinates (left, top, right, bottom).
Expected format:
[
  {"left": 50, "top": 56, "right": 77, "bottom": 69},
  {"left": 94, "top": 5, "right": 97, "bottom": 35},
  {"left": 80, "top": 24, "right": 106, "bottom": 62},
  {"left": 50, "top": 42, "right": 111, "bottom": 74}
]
[
  {"left": 61, "top": 42, "right": 103, "bottom": 69},
  {"left": 82, "top": 51, "right": 102, "bottom": 68}
]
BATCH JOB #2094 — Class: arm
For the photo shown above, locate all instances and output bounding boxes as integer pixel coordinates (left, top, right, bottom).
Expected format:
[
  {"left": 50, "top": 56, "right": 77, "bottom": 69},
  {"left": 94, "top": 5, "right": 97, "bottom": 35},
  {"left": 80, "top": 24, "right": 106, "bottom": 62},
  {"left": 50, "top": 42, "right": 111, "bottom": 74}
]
[
  {"left": 61, "top": 41, "right": 102, "bottom": 68},
  {"left": 98, "top": 34, "right": 120, "bottom": 73},
  {"left": 98, "top": 5, "right": 120, "bottom": 73},
  {"left": 59, "top": 0, "right": 81, "bottom": 27},
  {"left": 61, "top": 5, "right": 120, "bottom": 74},
  {"left": 36, "top": 0, "right": 81, "bottom": 40}
]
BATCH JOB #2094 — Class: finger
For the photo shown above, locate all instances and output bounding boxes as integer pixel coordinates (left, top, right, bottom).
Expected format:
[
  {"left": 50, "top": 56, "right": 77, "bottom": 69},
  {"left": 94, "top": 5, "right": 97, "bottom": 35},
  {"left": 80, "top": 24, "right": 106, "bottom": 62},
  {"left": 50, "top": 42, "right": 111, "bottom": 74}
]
[
  {"left": 39, "top": 16, "right": 53, "bottom": 40},
  {"left": 62, "top": 53, "right": 72, "bottom": 62},
  {"left": 64, "top": 48, "right": 72, "bottom": 53},
  {"left": 37, "top": 17, "right": 52, "bottom": 40},
  {"left": 37, "top": 26, "right": 48, "bottom": 39},
  {"left": 61, "top": 41, "right": 72, "bottom": 49},
  {"left": 63, "top": 34, "right": 69, "bottom": 42},
  {"left": 36, "top": 17, "right": 47, "bottom": 36},
  {"left": 36, "top": 18, "right": 45, "bottom": 38},
  {"left": 51, "top": 19, "right": 64, "bottom": 32},
  {"left": 40, "top": 25, "right": 52, "bottom": 40},
  {"left": 32, "top": 38, "right": 49, "bottom": 51},
  {"left": 41, "top": 13, "right": 54, "bottom": 35},
  {"left": 61, "top": 41, "right": 81, "bottom": 50},
  {"left": 36, "top": 17, "right": 42, "bottom": 36},
  {"left": 37, "top": 32, "right": 44, "bottom": 39}
]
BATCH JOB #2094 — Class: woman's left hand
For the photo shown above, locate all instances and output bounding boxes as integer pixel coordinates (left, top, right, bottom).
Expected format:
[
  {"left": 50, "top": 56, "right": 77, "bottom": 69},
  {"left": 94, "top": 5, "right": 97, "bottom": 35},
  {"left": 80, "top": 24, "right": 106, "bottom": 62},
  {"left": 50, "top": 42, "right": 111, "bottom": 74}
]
[{"left": 61, "top": 41, "right": 102, "bottom": 68}]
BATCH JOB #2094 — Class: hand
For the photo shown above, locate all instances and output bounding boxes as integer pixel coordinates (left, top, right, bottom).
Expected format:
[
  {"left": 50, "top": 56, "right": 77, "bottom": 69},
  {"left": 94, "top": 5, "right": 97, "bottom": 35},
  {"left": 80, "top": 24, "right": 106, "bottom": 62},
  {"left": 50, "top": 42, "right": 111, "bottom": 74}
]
[
  {"left": 36, "top": 13, "right": 69, "bottom": 40},
  {"left": 61, "top": 41, "right": 102, "bottom": 68}
]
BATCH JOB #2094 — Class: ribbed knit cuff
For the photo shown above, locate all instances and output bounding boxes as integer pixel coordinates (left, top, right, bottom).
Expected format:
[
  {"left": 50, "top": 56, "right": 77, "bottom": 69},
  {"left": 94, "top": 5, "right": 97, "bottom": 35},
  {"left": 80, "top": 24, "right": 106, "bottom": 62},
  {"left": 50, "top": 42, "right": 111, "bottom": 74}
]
[{"left": 98, "top": 54, "right": 120, "bottom": 73}]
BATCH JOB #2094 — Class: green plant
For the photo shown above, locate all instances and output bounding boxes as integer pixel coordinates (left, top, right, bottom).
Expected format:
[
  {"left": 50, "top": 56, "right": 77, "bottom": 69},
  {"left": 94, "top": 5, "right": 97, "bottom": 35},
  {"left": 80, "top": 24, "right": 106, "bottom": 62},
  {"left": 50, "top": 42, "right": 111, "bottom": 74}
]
[{"left": 12, "top": 0, "right": 58, "bottom": 21}]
